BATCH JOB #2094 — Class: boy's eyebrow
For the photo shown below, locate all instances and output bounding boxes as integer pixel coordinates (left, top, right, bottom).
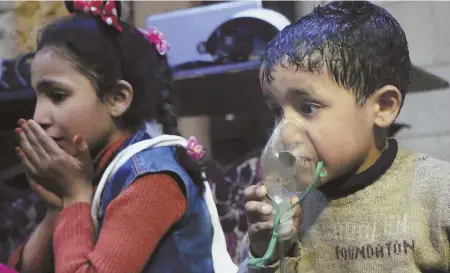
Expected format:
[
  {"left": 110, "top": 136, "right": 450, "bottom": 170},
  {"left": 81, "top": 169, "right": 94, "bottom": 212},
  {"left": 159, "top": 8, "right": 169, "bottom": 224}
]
[{"left": 286, "top": 87, "right": 316, "bottom": 97}]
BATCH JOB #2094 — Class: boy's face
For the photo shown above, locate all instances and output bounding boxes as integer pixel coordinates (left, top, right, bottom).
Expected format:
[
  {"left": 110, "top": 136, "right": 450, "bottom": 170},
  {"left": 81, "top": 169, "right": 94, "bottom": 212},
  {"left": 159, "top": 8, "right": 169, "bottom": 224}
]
[{"left": 262, "top": 64, "right": 383, "bottom": 185}]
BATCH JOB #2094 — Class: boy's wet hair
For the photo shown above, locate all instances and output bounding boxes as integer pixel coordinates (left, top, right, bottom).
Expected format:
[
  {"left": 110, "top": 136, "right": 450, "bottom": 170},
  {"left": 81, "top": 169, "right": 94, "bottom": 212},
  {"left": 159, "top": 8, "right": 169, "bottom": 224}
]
[
  {"left": 36, "top": 9, "right": 205, "bottom": 192},
  {"left": 260, "top": 1, "right": 411, "bottom": 105}
]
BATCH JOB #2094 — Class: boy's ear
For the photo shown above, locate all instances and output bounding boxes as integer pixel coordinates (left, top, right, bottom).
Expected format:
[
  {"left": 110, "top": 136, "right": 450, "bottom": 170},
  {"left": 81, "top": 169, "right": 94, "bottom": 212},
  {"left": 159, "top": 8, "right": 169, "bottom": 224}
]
[
  {"left": 369, "top": 85, "right": 403, "bottom": 128},
  {"left": 105, "top": 80, "right": 133, "bottom": 118}
]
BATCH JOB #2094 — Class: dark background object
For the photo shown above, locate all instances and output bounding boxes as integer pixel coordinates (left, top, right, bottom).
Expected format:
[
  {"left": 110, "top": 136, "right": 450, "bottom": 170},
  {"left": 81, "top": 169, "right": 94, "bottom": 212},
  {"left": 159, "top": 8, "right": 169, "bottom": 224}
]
[
  {"left": 173, "top": 60, "right": 268, "bottom": 116},
  {"left": 210, "top": 113, "right": 272, "bottom": 165},
  {"left": 388, "top": 123, "right": 411, "bottom": 137},
  {"left": 0, "top": 53, "right": 36, "bottom": 130},
  {"left": 173, "top": 60, "right": 449, "bottom": 116},
  {"left": 409, "top": 66, "right": 449, "bottom": 93}
]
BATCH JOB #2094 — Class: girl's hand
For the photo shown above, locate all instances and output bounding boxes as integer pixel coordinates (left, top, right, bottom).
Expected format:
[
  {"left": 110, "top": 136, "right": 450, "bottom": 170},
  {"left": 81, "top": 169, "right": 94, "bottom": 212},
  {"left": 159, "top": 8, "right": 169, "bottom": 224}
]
[
  {"left": 28, "top": 175, "right": 64, "bottom": 211},
  {"left": 15, "top": 119, "right": 94, "bottom": 208}
]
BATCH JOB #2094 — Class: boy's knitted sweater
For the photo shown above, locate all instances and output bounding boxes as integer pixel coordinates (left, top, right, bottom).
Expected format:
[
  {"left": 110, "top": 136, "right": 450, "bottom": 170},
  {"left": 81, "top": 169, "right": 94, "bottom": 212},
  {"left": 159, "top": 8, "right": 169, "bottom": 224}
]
[{"left": 248, "top": 143, "right": 450, "bottom": 273}]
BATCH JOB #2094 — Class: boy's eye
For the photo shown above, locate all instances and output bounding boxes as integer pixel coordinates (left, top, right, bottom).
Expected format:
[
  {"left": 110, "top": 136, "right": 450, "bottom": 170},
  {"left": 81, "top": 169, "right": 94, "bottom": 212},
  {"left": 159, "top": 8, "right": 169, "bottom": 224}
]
[
  {"left": 296, "top": 102, "right": 320, "bottom": 118},
  {"left": 301, "top": 104, "right": 317, "bottom": 115},
  {"left": 266, "top": 99, "right": 284, "bottom": 121}
]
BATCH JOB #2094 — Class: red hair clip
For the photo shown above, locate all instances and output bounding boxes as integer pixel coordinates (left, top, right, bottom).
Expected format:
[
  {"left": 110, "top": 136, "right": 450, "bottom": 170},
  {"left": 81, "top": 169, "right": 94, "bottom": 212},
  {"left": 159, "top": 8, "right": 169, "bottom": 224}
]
[
  {"left": 72, "top": 0, "right": 122, "bottom": 32},
  {"left": 138, "top": 27, "right": 170, "bottom": 56},
  {"left": 186, "top": 136, "right": 205, "bottom": 161}
]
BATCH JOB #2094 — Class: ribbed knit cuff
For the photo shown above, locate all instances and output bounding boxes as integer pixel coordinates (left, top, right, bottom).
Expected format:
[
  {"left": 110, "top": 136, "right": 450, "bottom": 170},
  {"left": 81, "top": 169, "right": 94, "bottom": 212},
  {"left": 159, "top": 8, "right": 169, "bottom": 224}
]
[
  {"left": 53, "top": 203, "right": 94, "bottom": 271},
  {"left": 7, "top": 243, "right": 25, "bottom": 269}
]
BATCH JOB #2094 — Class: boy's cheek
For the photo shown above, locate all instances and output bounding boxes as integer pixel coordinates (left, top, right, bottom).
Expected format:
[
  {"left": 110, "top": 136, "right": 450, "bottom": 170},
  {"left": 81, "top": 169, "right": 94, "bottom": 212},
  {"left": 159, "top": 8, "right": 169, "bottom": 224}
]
[{"left": 311, "top": 137, "right": 363, "bottom": 180}]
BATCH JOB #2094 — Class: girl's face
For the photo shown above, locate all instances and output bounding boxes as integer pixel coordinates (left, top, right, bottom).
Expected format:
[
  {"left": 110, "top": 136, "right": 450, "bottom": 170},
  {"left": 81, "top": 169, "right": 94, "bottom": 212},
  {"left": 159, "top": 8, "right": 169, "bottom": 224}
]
[{"left": 30, "top": 49, "right": 123, "bottom": 156}]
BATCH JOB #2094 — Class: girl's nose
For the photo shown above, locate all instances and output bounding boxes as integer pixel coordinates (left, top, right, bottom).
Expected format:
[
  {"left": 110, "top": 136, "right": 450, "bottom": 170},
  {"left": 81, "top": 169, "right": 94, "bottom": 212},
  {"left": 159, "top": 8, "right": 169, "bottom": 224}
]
[{"left": 33, "top": 100, "right": 52, "bottom": 130}]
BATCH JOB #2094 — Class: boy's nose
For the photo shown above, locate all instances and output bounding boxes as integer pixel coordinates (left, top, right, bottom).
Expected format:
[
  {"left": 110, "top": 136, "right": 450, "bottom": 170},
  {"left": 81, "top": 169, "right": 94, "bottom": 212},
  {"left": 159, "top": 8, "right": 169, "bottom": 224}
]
[{"left": 280, "top": 121, "right": 305, "bottom": 144}]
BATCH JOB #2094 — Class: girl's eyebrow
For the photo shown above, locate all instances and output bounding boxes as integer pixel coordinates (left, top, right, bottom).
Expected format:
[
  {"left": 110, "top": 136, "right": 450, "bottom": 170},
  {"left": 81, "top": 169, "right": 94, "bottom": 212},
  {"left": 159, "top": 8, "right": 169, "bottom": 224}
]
[
  {"left": 35, "top": 79, "right": 69, "bottom": 93},
  {"left": 36, "top": 79, "right": 58, "bottom": 91}
]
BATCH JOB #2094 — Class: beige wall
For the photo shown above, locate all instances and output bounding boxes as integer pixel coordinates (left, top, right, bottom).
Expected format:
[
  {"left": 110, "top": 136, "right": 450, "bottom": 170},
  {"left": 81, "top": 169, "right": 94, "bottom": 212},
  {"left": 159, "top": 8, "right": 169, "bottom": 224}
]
[
  {"left": 377, "top": 1, "right": 450, "bottom": 161},
  {"left": 0, "top": 3, "right": 17, "bottom": 58},
  {"left": 133, "top": 1, "right": 199, "bottom": 28},
  {"left": 1, "top": 1, "right": 199, "bottom": 57},
  {"left": 1, "top": 1, "right": 133, "bottom": 57}
]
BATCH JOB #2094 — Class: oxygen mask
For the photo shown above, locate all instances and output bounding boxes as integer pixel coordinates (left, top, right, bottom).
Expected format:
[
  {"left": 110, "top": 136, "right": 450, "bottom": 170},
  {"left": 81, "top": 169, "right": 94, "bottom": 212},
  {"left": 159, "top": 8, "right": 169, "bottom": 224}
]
[{"left": 248, "top": 117, "right": 326, "bottom": 270}]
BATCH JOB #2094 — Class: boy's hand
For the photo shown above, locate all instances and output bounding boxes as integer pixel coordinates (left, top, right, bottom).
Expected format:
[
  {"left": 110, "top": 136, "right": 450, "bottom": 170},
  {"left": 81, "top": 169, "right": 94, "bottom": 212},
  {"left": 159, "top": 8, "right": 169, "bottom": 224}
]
[{"left": 244, "top": 183, "right": 301, "bottom": 260}]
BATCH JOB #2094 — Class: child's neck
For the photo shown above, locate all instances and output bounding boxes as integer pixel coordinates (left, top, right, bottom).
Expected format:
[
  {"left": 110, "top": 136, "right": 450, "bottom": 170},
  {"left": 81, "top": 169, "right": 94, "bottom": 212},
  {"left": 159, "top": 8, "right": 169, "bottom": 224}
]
[
  {"left": 357, "top": 140, "right": 388, "bottom": 174},
  {"left": 90, "top": 129, "right": 130, "bottom": 158},
  {"left": 92, "top": 131, "right": 132, "bottom": 184},
  {"left": 319, "top": 139, "right": 397, "bottom": 199}
]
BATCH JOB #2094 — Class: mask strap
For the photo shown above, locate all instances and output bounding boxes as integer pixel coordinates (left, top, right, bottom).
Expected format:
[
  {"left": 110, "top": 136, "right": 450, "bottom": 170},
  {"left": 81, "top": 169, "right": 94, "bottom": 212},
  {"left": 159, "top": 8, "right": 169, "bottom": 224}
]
[{"left": 248, "top": 161, "right": 325, "bottom": 269}]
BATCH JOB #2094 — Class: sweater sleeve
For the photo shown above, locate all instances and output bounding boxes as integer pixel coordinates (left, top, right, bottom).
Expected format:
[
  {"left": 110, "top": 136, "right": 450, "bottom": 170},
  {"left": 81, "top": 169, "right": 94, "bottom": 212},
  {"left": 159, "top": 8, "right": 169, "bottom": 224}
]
[
  {"left": 52, "top": 173, "right": 187, "bottom": 273},
  {"left": 7, "top": 244, "right": 25, "bottom": 269},
  {"left": 443, "top": 186, "right": 450, "bottom": 269}
]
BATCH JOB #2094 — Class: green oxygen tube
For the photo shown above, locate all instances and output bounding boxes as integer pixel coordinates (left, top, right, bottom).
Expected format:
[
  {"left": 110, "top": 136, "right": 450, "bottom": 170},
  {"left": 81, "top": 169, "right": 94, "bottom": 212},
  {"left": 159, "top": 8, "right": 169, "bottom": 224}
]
[{"left": 248, "top": 161, "right": 326, "bottom": 271}]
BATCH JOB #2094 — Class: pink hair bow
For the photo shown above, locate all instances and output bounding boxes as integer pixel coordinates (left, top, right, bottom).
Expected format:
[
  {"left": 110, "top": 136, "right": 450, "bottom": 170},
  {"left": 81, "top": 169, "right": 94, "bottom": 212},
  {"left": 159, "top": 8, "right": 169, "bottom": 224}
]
[
  {"left": 73, "top": 0, "right": 122, "bottom": 32},
  {"left": 139, "top": 27, "right": 170, "bottom": 56},
  {"left": 186, "top": 136, "right": 205, "bottom": 161}
]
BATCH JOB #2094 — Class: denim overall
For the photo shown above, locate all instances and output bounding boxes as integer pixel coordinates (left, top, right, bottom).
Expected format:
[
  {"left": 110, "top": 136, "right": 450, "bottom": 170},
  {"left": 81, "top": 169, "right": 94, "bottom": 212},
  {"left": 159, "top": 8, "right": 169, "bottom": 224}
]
[{"left": 97, "top": 123, "right": 215, "bottom": 273}]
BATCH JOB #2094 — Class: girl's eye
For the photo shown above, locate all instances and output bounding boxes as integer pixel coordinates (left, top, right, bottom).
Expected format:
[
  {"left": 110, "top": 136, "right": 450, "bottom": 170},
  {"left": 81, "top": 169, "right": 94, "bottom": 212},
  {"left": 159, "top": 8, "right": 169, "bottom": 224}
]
[{"left": 50, "top": 90, "right": 67, "bottom": 103}]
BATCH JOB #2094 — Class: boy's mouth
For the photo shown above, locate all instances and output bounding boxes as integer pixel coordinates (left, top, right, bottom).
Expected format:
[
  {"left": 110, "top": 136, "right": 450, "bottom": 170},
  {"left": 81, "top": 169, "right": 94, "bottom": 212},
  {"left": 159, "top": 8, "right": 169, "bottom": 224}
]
[{"left": 278, "top": 151, "right": 312, "bottom": 167}]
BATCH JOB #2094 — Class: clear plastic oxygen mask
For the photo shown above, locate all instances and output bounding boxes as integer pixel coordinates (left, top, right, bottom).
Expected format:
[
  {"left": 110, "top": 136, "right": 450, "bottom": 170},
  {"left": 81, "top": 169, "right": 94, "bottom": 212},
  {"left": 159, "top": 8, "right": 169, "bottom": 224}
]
[{"left": 248, "top": 117, "right": 327, "bottom": 270}]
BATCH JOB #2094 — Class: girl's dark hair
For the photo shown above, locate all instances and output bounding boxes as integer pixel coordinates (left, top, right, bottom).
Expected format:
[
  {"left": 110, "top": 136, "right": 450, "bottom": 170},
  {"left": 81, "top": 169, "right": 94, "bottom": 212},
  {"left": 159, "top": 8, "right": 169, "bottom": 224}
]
[{"left": 37, "top": 1, "right": 205, "bottom": 192}]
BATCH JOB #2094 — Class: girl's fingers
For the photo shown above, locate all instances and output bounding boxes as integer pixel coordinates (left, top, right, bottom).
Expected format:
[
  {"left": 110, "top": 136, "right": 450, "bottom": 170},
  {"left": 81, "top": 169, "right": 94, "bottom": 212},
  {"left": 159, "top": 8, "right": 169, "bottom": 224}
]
[
  {"left": 28, "top": 119, "right": 62, "bottom": 156},
  {"left": 18, "top": 146, "right": 62, "bottom": 207},
  {"left": 19, "top": 119, "right": 51, "bottom": 161},
  {"left": 15, "top": 128, "right": 42, "bottom": 168},
  {"left": 28, "top": 180, "right": 63, "bottom": 209},
  {"left": 15, "top": 147, "right": 37, "bottom": 174}
]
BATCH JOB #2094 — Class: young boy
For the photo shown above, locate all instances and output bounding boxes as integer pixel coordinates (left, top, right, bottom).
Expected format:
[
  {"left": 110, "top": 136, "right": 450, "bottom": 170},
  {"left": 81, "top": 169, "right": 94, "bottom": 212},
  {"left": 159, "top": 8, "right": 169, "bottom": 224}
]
[{"left": 241, "top": 1, "right": 450, "bottom": 272}]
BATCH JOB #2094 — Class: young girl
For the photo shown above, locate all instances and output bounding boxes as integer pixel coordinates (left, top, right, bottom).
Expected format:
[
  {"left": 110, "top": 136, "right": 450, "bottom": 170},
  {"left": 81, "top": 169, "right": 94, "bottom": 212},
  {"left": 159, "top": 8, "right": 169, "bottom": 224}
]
[{"left": 8, "top": 1, "right": 235, "bottom": 272}]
